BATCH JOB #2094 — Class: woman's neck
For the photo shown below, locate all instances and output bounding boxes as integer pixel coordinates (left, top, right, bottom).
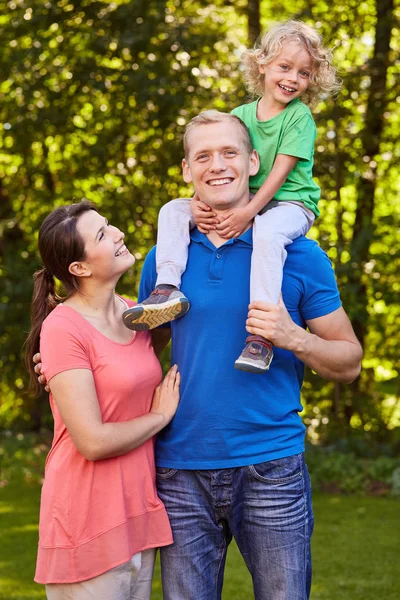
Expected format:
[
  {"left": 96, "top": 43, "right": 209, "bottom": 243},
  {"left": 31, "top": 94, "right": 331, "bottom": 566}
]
[
  {"left": 64, "top": 285, "right": 134, "bottom": 344},
  {"left": 65, "top": 283, "right": 119, "bottom": 319}
]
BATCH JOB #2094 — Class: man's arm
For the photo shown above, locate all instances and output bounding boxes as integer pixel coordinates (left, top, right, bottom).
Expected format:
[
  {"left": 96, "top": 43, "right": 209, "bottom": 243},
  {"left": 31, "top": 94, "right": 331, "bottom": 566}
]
[
  {"left": 299, "top": 307, "right": 362, "bottom": 383},
  {"left": 246, "top": 301, "right": 362, "bottom": 384},
  {"left": 139, "top": 245, "right": 173, "bottom": 359},
  {"left": 151, "top": 327, "right": 172, "bottom": 359}
]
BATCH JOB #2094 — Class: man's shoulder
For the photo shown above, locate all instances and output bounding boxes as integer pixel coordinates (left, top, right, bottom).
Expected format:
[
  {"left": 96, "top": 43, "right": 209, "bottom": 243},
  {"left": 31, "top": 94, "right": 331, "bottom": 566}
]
[
  {"left": 288, "top": 235, "right": 318, "bottom": 253},
  {"left": 140, "top": 245, "right": 157, "bottom": 280},
  {"left": 287, "top": 236, "right": 329, "bottom": 267},
  {"left": 145, "top": 245, "right": 157, "bottom": 261}
]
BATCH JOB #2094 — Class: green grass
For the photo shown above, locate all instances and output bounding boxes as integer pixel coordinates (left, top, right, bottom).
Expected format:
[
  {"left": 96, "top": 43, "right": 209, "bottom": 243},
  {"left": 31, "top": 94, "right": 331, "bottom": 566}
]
[
  {"left": 1, "top": 479, "right": 399, "bottom": 600},
  {"left": 0, "top": 482, "right": 45, "bottom": 600}
]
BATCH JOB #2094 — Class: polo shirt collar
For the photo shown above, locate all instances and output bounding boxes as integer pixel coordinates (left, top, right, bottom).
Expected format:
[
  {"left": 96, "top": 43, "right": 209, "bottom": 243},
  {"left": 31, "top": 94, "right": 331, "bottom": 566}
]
[{"left": 190, "top": 226, "right": 253, "bottom": 249}]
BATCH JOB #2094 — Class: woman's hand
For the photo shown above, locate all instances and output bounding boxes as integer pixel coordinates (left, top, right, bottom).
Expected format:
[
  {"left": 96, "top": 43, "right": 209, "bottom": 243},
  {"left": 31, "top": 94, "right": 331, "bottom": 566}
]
[
  {"left": 190, "top": 194, "right": 219, "bottom": 234},
  {"left": 33, "top": 352, "right": 50, "bottom": 392},
  {"left": 150, "top": 364, "right": 180, "bottom": 425}
]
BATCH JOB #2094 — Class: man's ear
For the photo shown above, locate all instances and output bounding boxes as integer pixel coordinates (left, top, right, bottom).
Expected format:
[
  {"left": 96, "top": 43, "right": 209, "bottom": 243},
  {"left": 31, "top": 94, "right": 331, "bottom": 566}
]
[
  {"left": 182, "top": 158, "right": 193, "bottom": 184},
  {"left": 249, "top": 150, "right": 260, "bottom": 177},
  {"left": 68, "top": 261, "right": 91, "bottom": 278}
]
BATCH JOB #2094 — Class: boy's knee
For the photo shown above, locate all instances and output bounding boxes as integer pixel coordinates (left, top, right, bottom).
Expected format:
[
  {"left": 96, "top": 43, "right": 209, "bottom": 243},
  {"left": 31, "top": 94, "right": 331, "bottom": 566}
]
[{"left": 159, "top": 198, "right": 191, "bottom": 219}]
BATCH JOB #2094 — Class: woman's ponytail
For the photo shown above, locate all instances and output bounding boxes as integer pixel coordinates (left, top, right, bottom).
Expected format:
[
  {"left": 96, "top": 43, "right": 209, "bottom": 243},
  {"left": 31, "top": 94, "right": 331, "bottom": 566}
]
[
  {"left": 24, "top": 200, "right": 97, "bottom": 395},
  {"left": 24, "top": 267, "right": 60, "bottom": 394}
]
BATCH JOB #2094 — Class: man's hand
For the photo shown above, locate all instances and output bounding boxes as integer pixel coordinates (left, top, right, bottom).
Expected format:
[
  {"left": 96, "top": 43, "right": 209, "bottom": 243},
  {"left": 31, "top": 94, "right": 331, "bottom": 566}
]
[
  {"left": 33, "top": 352, "right": 50, "bottom": 392},
  {"left": 190, "top": 194, "right": 219, "bottom": 234},
  {"left": 217, "top": 205, "right": 253, "bottom": 239},
  {"left": 247, "top": 300, "right": 363, "bottom": 383},
  {"left": 246, "top": 298, "right": 297, "bottom": 350}
]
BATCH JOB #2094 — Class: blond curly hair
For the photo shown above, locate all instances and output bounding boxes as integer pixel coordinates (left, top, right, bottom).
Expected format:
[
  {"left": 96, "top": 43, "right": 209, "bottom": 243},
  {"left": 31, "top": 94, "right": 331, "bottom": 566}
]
[{"left": 242, "top": 21, "right": 341, "bottom": 107}]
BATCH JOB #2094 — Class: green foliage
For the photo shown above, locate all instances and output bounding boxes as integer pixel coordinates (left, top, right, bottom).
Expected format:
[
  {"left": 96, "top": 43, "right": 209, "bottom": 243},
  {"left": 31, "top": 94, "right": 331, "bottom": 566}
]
[
  {"left": 306, "top": 444, "right": 400, "bottom": 495},
  {"left": 0, "top": 431, "right": 48, "bottom": 486},
  {"left": 391, "top": 466, "right": 400, "bottom": 496},
  {"left": 0, "top": 0, "right": 245, "bottom": 429},
  {"left": 0, "top": 0, "right": 399, "bottom": 444},
  {"left": 263, "top": 0, "right": 400, "bottom": 445}
]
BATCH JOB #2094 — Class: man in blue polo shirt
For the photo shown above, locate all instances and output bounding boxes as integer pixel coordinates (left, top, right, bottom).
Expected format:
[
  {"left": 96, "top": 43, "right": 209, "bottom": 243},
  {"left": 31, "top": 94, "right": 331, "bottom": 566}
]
[{"left": 140, "top": 111, "right": 362, "bottom": 600}]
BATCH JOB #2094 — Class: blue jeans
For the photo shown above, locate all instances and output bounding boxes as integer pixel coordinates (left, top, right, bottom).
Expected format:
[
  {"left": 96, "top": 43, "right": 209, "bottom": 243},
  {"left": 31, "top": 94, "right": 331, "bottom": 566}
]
[{"left": 156, "top": 453, "right": 314, "bottom": 600}]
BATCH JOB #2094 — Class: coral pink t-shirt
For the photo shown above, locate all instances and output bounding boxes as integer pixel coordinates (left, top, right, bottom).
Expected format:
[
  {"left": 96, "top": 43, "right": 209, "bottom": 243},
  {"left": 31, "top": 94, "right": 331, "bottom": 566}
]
[{"left": 35, "top": 299, "right": 172, "bottom": 584}]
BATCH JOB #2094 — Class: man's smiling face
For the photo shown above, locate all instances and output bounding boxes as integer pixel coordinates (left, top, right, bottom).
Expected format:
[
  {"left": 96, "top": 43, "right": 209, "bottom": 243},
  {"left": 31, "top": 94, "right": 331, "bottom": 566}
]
[{"left": 182, "top": 119, "right": 259, "bottom": 211}]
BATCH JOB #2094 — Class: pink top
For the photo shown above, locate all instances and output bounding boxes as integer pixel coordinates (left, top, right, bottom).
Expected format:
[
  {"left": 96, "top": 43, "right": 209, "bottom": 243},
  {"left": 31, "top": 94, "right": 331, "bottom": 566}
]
[{"left": 35, "top": 299, "right": 172, "bottom": 584}]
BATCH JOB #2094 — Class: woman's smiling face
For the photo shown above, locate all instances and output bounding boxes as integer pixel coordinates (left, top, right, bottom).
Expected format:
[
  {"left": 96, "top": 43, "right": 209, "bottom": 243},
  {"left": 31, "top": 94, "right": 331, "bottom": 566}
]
[{"left": 72, "top": 210, "right": 135, "bottom": 281}]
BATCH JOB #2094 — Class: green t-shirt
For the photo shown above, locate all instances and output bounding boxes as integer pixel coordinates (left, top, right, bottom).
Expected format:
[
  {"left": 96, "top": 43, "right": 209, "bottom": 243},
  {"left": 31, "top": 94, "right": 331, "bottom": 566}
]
[{"left": 231, "top": 98, "right": 320, "bottom": 217}]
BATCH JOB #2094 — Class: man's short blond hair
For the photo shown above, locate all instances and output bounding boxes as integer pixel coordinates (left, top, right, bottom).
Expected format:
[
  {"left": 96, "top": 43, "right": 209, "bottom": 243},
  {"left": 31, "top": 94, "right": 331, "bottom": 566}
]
[{"left": 184, "top": 110, "right": 254, "bottom": 159}]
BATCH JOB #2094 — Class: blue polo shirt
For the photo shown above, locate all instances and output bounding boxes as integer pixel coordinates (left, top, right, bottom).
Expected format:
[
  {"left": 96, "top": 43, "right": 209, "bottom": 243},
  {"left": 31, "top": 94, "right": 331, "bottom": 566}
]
[{"left": 139, "top": 228, "right": 341, "bottom": 469}]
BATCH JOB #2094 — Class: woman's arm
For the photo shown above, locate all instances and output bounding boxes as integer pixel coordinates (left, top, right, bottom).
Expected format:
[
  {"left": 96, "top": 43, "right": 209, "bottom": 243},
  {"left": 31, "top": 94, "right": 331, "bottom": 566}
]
[{"left": 48, "top": 365, "right": 180, "bottom": 461}]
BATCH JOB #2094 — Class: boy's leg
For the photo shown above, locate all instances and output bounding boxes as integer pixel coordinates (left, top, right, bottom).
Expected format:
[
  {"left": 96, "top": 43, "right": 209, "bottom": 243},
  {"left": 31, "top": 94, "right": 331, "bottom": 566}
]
[
  {"left": 230, "top": 454, "right": 314, "bottom": 600},
  {"left": 251, "top": 201, "right": 314, "bottom": 304},
  {"left": 123, "top": 199, "right": 192, "bottom": 331},
  {"left": 156, "top": 468, "right": 231, "bottom": 600},
  {"left": 235, "top": 202, "right": 314, "bottom": 373},
  {"left": 156, "top": 198, "right": 194, "bottom": 287}
]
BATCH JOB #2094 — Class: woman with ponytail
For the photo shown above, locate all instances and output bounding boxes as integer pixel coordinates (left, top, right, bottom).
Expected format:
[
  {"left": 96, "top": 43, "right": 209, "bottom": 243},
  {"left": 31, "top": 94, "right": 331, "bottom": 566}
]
[{"left": 25, "top": 201, "right": 179, "bottom": 599}]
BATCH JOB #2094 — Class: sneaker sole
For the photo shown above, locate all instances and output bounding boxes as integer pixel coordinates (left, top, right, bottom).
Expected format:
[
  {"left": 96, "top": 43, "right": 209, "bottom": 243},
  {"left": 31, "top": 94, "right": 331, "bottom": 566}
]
[
  {"left": 234, "top": 355, "right": 272, "bottom": 374},
  {"left": 123, "top": 298, "right": 190, "bottom": 331}
]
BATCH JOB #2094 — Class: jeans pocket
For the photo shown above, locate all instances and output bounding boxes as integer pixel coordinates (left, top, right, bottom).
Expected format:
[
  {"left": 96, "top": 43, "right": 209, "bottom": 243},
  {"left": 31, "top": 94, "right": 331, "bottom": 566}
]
[
  {"left": 247, "top": 453, "right": 303, "bottom": 484},
  {"left": 156, "top": 467, "right": 178, "bottom": 480}
]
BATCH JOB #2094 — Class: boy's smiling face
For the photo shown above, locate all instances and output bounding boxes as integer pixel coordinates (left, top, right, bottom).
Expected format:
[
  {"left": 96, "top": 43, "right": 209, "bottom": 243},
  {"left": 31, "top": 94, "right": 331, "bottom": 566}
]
[
  {"left": 259, "top": 40, "right": 313, "bottom": 107},
  {"left": 182, "top": 120, "right": 259, "bottom": 211}
]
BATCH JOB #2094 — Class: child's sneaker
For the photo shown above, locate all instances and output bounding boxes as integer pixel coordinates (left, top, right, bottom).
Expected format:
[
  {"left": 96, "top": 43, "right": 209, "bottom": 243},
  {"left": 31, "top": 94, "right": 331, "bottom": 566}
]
[
  {"left": 123, "top": 285, "right": 190, "bottom": 331},
  {"left": 234, "top": 335, "right": 274, "bottom": 373}
]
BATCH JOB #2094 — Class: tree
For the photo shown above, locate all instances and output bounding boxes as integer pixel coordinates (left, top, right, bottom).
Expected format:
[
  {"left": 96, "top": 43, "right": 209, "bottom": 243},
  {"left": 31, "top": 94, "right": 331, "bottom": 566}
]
[
  {"left": 0, "top": 0, "right": 244, "bottom": 428},
  {"left": 0, "top": 0, "right": 399, "bottom": 448}
]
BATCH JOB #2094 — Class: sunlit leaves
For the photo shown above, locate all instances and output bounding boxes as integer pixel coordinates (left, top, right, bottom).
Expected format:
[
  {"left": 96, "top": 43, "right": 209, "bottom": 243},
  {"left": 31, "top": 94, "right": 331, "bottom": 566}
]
[{"left": 0, "top": 0, "right": 398, "bottom": 440}]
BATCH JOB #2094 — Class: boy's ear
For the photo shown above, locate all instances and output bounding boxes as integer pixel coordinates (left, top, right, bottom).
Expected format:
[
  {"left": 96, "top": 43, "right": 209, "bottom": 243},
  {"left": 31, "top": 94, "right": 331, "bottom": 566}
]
[
  {"left": 182, "top": 158, "right": 193, "bottom": 184},
  {"left": 258, "top": 63, "right": 266, "bottom": 75},
  {"left": 68, "top": 261, "right": 91, "bottom": 278}
]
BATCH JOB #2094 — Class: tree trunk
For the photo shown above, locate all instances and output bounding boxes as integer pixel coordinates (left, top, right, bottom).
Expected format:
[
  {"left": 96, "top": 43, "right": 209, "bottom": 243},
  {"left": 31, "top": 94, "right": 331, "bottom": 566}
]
[
  {"left": 247, "top": 0, "right": 261, "bottom": 46},
  {"left": 348, "top": 0, "right": 394, "bottom": 348},
  {"left": 345, "top": 0, "right": 394, "bottom": 420}
]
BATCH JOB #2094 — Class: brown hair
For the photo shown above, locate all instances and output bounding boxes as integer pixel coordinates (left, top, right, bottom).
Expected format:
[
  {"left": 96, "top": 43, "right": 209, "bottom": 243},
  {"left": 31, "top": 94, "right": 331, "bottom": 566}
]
[
  {"left": 24, "top": 200, "right": 97, "bottom": 394},
  {"left": 242, "top": 20, "right": 341, "bottom": 107},
  {"left": 183, "top": 110, "right": 254, "bottom": 159}
]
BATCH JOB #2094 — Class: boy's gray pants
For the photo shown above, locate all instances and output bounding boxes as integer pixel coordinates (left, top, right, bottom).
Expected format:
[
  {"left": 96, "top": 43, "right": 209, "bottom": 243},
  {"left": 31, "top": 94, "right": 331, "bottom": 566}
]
[{"left": 155, "top": 199, "right": 314, "bottom": 305}]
